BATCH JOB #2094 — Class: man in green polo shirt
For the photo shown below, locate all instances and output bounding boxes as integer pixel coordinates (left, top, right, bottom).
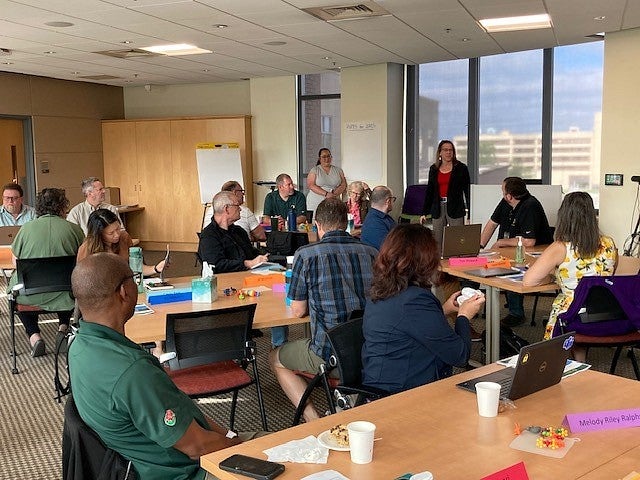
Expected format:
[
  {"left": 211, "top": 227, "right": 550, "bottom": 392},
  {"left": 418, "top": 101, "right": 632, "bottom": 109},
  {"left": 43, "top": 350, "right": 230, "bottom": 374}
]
[
  {"left": 262, "top": 173, "right": 307, "bottom": 228},
  {"left": 68, "top": 253, "right": 239, "bottom": 480}
]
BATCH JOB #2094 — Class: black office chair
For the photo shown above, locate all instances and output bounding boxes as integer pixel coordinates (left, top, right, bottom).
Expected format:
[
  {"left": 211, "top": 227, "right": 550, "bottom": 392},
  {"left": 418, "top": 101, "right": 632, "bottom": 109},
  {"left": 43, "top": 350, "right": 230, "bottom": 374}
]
[
  {"left": 9, "top": 255, "right": 76, "bottom": 374},
  {"left": 161, "top": 304, "right": 268, "bottom": 431},
  {"left": 292, "top": 314, "right": 386, "bottom": 425},
  {"left": 62, "top": 396, "right": 136, "bottom": 480}
]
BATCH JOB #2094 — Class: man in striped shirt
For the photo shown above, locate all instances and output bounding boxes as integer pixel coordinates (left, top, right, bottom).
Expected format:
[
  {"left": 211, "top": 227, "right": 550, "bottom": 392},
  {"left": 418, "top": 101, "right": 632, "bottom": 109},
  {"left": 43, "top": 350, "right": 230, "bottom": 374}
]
[{"left": 269, "top": 197, "right": 377, "bottom": 422}]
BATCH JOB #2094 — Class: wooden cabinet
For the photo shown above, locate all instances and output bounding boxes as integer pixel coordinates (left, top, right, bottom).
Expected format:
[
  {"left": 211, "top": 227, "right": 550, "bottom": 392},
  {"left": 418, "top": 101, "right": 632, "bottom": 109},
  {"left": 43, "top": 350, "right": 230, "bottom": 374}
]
[{"left": 102, "top": 116, "right": 252, "bottom": 250}]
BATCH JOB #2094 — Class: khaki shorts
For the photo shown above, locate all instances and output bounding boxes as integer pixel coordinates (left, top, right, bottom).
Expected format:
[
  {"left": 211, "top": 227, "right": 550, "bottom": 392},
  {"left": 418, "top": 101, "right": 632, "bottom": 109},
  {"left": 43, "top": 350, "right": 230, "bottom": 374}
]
[{"left": 278, "top": 339, "right": 340, "bottom": 379}]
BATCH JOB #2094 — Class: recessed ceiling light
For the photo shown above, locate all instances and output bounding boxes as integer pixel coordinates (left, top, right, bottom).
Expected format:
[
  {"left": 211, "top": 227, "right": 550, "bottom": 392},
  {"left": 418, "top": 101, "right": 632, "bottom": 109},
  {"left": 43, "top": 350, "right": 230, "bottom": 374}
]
[
  {"left": 264, "top": 41, "right": 286, "bottom": 46},
  {"left": 140, "top": 44, "right": 211, "bottom": 56},
  {"left": 124, "top": 80, "right": 133, "bottom": 83},
  {"left": 121, "top": 40, "right": 133, "bottom": 44},
  {"left": 479, "top": 14, "right": 551, "bottom": 33},
  {"left": 45, "top": 21, "right": 74, "bottom": 27},
  {"left": 462, "top": 37, "right": 470, "bottom": 42},
  {"left": 203, "top": 69, "right": 210, "bottom": 72},
  {"left": 44, "top": 51, "right": 56, "bottom": 54},
  {"left": 323, "top": 56, "right": 331, "bottom": 60},
  {"left": 594, "top": 16, "right": 606, "bottom": 21},
  {"left": 213, "top": 24, "right": 228, "bottom": 29},
  {"left": 72, "top": 71, "right": 79, "bottom": 75},
  {"left": 2, "top": 61, "right": 13, "bottom": 65}
]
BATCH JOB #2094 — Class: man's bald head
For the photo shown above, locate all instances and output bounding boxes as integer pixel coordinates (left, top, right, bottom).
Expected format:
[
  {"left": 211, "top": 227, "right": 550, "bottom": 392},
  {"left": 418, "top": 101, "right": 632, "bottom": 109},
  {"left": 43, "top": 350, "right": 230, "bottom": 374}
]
[{"left": 72, "top": 253, "right": 133, "bottom": 313}]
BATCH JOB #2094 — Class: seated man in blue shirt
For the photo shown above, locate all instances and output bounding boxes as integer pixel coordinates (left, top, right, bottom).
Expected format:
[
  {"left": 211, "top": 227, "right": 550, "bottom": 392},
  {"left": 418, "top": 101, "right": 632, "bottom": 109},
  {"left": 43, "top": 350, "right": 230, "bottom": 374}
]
[
  {"left": 360, "top": 186, "right": 397, "bottom": 250},
  {"left": 269, "top": 198, "right": 377, "bottom": 423},
  {"left": 69, "top": 253, "right": 241, "bottom": 480},
  {"left": 0, "top": 183, "right": 35, "bottom": 226}
]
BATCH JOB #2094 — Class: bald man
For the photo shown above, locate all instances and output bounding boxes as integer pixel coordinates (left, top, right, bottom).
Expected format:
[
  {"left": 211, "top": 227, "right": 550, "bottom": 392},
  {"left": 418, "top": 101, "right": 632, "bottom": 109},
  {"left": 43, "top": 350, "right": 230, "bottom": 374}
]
[{"left": 68, "top": 253, "right": 239, "bottom": 480}]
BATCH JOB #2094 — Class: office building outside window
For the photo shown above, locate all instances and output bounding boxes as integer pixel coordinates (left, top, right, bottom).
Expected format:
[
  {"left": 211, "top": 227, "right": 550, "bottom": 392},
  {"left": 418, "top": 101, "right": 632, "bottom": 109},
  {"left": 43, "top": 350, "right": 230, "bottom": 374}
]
[{"left": 298, "top": 72, "right": 341, "bottom": 192}]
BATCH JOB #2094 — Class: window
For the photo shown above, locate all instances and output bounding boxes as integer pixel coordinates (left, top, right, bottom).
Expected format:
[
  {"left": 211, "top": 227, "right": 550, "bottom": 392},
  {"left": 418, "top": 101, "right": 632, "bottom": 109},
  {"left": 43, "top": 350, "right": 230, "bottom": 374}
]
[
  {"left": 298, "top": 72, "right": 341, "bottom": 192},
  {"left": 410, "top": 41, "right": 603, "bottom": 204},
  {"left": 417, "top": 60, "right": 468, "bottom": 183},
  {"left": 478, "top": 50, "right": 543, "bottom": 183},
  {"left": 552, "top": 42, "right": 603, "bottom": 207}
]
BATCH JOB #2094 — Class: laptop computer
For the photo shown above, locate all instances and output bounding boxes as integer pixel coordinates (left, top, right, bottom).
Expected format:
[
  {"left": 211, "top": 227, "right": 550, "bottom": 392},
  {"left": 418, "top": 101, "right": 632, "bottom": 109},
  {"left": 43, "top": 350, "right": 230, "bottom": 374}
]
[
  {"left": 456, "top": 332, "right": 575, "bottom": 400},
  {"left": 0, "top": 226, "right": 20, "bottom": 246},
  {"left": 441, "top": 224, "right": 481, "bottom": 259}
]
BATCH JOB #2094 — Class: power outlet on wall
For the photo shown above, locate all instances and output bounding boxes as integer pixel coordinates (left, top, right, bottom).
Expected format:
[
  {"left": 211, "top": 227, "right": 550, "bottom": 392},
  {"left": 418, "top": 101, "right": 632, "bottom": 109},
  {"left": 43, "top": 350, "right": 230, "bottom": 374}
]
[{"left": 41, "top": 160, "right": 49, "bottom": 174}]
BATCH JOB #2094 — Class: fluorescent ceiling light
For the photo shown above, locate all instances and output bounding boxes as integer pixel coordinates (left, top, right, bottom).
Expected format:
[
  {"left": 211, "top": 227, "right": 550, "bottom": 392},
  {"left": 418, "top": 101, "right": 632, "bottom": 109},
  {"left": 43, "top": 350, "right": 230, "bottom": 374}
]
[
  {"left": 140, "top": 44, "right": 211, "bottom": 56},
  {"left": 479, "top": 14, "right": 551, "bottom": 33}
]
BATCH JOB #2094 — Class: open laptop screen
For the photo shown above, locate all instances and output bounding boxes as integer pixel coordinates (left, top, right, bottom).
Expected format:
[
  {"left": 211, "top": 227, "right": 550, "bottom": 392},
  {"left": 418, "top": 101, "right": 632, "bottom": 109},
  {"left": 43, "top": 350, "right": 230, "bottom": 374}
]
[{"left": 441, "top": 224, "right": 481, "bottom": 259}]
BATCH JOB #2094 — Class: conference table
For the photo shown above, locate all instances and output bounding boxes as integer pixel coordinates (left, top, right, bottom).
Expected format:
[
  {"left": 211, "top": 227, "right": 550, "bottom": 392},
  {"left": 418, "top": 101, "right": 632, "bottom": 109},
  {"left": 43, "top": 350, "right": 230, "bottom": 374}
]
[
  {"left": 125, "top": 271, "right": 308, "bottom": 345},
  {"left": 201, "top": 365, "right": 640, "bottom": 480},
  {"left": 441, "top": 246, "right": 558, "bottom": 364}
]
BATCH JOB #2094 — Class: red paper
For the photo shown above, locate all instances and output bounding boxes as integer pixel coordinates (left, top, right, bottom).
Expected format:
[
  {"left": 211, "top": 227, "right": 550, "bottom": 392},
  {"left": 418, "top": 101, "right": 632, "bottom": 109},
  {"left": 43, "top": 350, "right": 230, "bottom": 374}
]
[{"left": 481, "top": 461, "right": 529, "bottom": 480}]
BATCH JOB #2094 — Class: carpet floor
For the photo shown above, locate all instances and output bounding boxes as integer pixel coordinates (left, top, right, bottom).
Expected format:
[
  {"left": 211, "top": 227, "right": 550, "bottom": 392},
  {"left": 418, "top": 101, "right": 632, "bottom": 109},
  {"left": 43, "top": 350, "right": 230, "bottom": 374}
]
[{"left": 1, "top": 251, "right": 638, "bottom": 479}]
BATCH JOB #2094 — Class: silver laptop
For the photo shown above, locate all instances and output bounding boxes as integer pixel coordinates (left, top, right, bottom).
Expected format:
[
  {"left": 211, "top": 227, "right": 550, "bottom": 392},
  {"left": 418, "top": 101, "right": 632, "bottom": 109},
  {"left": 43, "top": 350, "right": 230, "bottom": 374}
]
[
  {"left": 441, "top": 224, "right": 481, "bottom": 259},
  {"left": 0, "top": 226, "right": 20, "bottom": 246},
  {"left": 456, "top": 332, "right": 575, "bottom": 400}
]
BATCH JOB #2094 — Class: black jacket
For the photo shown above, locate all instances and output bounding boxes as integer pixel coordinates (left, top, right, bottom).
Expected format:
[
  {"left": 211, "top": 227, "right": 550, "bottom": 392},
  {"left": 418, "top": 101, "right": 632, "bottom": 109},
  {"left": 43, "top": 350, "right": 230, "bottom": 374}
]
[
  {"left": 422, "top": 161, "right": 471, "bottom": 219},
  {"left": 197, "top": 220, "right": 258, "bottom": 273}
]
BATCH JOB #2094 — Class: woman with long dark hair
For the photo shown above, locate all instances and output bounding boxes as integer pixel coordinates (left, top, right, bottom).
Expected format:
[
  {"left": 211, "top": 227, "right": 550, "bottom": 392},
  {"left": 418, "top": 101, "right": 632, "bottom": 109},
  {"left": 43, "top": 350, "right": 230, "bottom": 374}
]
[
  {"left": 77, "top": 209, "right": 164, "bottom": 276},
  {"left": 523, "top": 192, "right": 617, "bottom": 345},
  {"left": 361, "top": 224, "right": 484, "bottom": 394},
  {"left": 421, "top": 140, "right": 471, "bottom": 253},
  {"left": 306, "top": 148, "right": 347, "bottom": 212}
]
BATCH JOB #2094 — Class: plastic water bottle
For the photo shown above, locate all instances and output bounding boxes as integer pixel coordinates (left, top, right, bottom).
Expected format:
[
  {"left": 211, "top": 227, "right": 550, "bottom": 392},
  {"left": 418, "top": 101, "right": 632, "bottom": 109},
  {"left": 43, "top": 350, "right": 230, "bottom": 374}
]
[
  {"left": 287, "top": 205, "right": 297, "bottom": 232},
  {"left": 515, "top": 236, "right": 525, "bottom": 265},
  {"left": 129, "top": 246, "right": 144, "bottom": 293},
  {"left": 284, "top": 269, "right": 292, "bottom": 306}
]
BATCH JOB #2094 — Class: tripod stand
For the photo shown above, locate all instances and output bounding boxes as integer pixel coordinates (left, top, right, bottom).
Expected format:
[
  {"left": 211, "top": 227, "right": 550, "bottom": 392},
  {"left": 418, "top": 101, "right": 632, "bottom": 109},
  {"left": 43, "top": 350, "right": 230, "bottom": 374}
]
[{"left": 623, "top": 210, "right": 640, "bottom": 257}]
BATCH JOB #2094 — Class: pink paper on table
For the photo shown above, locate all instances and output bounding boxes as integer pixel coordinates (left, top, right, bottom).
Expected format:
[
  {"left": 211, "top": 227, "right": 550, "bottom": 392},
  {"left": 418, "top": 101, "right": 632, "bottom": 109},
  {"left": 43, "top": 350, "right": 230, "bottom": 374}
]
[
  {"left": 563, "top": 408, "right": 640, "bottom": 433},
  {"left": 481, "top": 461, "right": 529, "bottom": 480},
  {"left": 272, "top": 283, "right": 286, "bottom": 293}
]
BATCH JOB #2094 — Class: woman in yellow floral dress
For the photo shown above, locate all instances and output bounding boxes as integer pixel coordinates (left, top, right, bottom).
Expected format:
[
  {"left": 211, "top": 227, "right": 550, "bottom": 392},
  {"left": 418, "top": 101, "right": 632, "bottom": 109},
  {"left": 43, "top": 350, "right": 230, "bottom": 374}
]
[{"left": 523, "top": 192, "right": 618, "bottom": 356}]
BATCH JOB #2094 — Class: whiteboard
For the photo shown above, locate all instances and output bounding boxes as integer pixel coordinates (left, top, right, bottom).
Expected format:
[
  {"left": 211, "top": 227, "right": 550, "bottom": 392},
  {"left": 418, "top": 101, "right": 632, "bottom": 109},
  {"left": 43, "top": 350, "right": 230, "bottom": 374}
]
[
  {"left": 470, "top": 184, "right": 563, "bottom": 246},
  {"left": 343, "top": 121, "right": 382, "bottom": 181},
  {"left": 196, "top": 148, "right": 243, "bottom": 204}
]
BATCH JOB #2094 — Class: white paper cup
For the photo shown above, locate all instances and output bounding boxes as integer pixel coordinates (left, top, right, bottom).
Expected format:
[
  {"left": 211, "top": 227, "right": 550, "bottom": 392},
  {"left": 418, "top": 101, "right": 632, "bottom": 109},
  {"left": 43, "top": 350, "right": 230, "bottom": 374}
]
[
  {"left": 475, "top": 381, "right": 501, "bottom": 417},
  {"left": 410, "top": 472, "right": 434, "bottom": 480},
  {"left": 347, "top": 421, "right": 376, "bottom": 464}
]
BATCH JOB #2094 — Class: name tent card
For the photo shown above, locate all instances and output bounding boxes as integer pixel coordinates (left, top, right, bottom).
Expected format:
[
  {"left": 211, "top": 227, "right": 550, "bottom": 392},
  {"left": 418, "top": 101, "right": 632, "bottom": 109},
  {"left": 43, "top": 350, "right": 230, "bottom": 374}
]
[{"left": 563, "top": 408, "right": 640, "bottom": 433}]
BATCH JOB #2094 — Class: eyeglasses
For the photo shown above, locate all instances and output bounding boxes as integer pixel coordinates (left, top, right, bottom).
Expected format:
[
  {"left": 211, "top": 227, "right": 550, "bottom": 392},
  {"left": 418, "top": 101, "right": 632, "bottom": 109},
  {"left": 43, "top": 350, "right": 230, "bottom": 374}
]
[
  {"left": 226, "top": 203, "right": 241, "bottom": 208},
  {"left": 319, "top": 154, "right": 332, "bottom": 159},
  {"left": 389, "top": 196, "right": 397, "bottom": 202},
  {"left": 233, "top": 189, "right": 245, "bottom": 194},
  {"left": 3, "top": 196, "right": 20, "bottom": 201}
]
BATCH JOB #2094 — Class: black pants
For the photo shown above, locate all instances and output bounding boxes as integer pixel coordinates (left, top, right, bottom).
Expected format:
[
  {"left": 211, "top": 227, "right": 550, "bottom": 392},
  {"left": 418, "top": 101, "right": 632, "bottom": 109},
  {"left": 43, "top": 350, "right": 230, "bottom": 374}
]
[{"left": 18, "top": 310, "right": 72, "bottom": 338}]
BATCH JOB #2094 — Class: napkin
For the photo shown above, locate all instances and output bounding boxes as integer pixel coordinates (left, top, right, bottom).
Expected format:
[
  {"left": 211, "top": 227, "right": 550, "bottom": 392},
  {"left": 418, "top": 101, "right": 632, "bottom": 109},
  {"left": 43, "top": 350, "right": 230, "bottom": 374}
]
[{"left": 263, "top": 435, "right": 329, "bottom": 463}]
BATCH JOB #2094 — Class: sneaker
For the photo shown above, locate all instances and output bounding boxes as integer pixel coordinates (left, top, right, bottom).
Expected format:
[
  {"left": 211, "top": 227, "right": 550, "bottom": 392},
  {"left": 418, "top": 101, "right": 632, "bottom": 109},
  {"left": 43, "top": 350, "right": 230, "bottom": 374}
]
[
  {"left": 31, "top": 339, "right": 46, "bottom": 357},
  {"left": 501, "top": 314, "right": 525, "bottom": 327}
]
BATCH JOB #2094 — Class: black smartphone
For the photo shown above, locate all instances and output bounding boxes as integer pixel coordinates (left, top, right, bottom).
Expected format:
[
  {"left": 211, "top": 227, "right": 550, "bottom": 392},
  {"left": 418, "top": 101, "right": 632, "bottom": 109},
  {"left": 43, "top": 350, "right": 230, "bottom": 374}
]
[{"left": 218, "top": 454, "right": 285, "bottom": 480}]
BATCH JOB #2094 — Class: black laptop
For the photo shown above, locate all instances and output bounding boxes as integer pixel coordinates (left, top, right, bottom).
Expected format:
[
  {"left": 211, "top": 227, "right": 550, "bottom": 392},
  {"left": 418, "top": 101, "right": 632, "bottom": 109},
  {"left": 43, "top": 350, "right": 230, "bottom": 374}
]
[
  {"left": 441, "top": 224, "right": 482, "bottom": 259},
  {"left": 456, "top": 332, "right": 575, "bottom": 400}
]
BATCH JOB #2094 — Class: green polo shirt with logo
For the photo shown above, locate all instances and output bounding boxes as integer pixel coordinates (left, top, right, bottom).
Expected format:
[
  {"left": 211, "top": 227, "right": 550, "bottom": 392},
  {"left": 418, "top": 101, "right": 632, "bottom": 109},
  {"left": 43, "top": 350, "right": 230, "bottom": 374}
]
[{"left": 69, "top": 320, "right": 208, "bottom": 480}]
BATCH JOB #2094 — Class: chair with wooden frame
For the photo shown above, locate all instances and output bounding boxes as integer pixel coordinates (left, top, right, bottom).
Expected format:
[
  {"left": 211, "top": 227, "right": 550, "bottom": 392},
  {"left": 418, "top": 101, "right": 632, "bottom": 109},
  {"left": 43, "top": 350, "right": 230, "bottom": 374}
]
[
  {"left": 9, "top": 255, "right": 76, "bottom": 374},
  {"left": 160, "top": 304, "right": 268, "bottom": 431},
  {"left": 557, "top": 274, "right": 640, "bottom": 379}
]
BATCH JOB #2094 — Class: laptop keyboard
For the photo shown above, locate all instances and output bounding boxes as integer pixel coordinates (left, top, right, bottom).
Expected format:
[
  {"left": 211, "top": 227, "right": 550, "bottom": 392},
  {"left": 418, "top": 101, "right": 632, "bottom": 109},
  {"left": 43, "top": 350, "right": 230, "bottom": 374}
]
[{"left": 495, "top": 376, "right": 513, "bottom": 397}]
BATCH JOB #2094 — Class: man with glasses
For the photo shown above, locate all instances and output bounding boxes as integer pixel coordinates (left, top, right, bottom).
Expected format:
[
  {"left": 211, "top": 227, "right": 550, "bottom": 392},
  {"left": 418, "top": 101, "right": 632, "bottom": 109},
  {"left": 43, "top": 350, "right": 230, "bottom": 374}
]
[
  {"left": 203, "top": 181, "right": 265, "bottom": 242},
  {"left": 198, "top": 191, "right": 268, "bottom": 272},
  {"left": 69, "top": 253, "right": 242, "bottom": 480},
  {"left": 360, "top": 185, "right": 397, "bottom": 250},
  {"left": 0, "top": 183, "right": 35, "bottom": 226}
]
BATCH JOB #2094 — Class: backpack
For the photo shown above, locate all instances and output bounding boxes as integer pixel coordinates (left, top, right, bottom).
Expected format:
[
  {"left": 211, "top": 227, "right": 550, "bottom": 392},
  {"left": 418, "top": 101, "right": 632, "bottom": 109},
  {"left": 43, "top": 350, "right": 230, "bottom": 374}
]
[{"left": 482, "top": 326, "right": 530, "bottom": 359}]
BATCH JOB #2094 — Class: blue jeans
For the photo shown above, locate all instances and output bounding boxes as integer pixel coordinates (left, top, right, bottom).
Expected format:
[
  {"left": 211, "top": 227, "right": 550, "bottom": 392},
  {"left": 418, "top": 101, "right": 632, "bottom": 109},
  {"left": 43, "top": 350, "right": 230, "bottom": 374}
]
[
  {"left": 506, "top": 292, "right": 525, "bottom": 318},
  {"left": 271, "top": 326, "right": 289, "bottom": 348}
]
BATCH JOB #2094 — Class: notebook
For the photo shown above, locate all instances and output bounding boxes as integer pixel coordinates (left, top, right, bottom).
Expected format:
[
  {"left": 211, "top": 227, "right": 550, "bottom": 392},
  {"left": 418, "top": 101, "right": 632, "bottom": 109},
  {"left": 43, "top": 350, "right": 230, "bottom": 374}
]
[
  {"left": 456, "top": 332, "right": 575, "bottom": 400},
  {"left": 441, "top": 224, "right": 482, "bottom": 259},
  {"left": 0, "top": 226, "right": 20, "bottom": 246}
]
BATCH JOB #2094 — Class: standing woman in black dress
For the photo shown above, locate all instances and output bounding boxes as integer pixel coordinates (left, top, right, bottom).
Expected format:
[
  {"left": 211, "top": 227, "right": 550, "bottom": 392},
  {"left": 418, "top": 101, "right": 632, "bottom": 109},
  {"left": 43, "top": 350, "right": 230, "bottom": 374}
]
[{"left": 421, "top": 140, "right": 471, "bottom": 253}]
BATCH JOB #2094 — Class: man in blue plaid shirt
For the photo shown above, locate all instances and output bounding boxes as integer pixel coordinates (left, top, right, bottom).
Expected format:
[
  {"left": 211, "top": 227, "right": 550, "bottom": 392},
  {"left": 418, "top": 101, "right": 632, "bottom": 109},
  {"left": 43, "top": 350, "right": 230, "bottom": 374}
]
[{"left": 269, "top": 197, "right": 377, "bottom": 422}]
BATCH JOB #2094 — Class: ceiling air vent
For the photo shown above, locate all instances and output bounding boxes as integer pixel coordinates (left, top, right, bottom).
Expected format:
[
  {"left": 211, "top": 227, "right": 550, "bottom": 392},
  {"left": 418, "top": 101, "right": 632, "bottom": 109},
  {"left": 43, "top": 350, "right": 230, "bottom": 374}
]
[
  {"left": 303, "top": 1, "right": 391, "bottom": 22},
  {"left": 0, "top": 48, "right": 12, "bottom": 56},
  {"left": 78, "top": 74, "right": 121, "bottom": 80},
  {"left": 94, "top": 49, "right": 160, "bottom": 59}
]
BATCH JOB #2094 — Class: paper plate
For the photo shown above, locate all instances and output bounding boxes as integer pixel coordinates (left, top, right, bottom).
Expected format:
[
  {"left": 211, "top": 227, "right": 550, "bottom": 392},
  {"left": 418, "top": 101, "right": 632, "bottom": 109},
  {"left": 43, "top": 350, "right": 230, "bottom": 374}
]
[{"left": 317, "top": 430, "right": 350, "bottom": 451}]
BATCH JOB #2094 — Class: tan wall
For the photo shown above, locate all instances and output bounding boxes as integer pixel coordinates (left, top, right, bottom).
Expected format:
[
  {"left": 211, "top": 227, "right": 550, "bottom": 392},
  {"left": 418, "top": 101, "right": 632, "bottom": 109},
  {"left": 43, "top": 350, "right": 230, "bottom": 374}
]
[
  {"left": 0, "top": 72, "right": 124, "bottom": 205},
  {"left": 600, "top": 28, "right": 640, "bottom": 249}
]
